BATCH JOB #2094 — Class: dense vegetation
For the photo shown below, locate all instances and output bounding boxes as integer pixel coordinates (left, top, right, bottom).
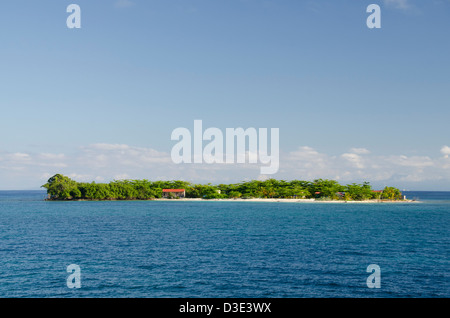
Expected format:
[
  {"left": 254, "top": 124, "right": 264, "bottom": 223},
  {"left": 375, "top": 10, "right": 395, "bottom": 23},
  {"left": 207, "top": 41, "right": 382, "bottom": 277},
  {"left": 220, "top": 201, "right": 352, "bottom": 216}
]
[{"left": 42, "top": 174, "right": 404, "bottom": 201}]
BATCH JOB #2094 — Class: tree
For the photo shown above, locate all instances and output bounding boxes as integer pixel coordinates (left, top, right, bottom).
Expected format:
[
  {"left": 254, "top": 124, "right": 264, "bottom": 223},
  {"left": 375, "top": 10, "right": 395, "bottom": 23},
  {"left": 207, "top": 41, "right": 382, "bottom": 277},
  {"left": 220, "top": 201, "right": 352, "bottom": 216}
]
[
  {"left": 228, "top": 191, "right": 242, "bottom": 199},
  {"left": 345, "top": 182, "right": 374, "bottom": 201},
  {"left": 381, "top": 187, "right": 402, "bottom": 200},
  {"left": 310, "top": 179, "right": 344, "bottom": 199},
  {"left": 42, "top": 174, "right": 403, "bottom": 202},
  {"left": 42, "top": 174, "right": 79, "bottom": 200}
]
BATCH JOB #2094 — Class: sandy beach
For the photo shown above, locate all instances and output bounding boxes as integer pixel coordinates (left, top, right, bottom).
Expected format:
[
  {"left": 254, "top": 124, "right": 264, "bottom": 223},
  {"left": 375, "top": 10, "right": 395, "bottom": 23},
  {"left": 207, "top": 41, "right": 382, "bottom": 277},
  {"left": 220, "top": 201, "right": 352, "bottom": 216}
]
[{"left": 153, "top": 198, "right": 418, "bottom": 203}]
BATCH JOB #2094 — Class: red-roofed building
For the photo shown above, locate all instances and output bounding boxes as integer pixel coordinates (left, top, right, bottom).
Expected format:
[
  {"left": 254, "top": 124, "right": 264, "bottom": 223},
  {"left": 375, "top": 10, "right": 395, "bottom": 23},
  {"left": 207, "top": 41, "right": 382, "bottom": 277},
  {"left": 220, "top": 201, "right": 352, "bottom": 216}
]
[{"left": 162, "top": 189, "right": 186, "bottom": 198}]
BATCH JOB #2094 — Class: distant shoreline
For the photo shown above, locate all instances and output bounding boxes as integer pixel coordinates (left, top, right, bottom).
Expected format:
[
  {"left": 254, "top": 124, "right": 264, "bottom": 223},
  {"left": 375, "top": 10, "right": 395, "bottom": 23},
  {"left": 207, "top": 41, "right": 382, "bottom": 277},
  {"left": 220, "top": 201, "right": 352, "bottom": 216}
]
[
  {"left": 156, "top": 198, "right": 419, "bottom": 203},
  {"left": 46, "top": 198, "right": 419, "bottom": 203},
  {"left": 41, "top": 174, "right": 410, "bottom": 202}
]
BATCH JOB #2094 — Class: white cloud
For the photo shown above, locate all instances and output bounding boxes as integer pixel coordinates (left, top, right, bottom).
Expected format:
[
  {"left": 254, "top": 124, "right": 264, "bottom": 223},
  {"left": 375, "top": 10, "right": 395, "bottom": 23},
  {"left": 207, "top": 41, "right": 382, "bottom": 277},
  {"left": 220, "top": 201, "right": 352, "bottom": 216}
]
[
  {"left": 287, "top": 146, "right": 329, "bottom": 169},
  {"left": 281, "top": 146, "right": 450, "bottom": 187},
  {"left": 88, "top": 143, "right": 130, "bottom": 151},
  {"left": 282, "top": 146, "right": 339, "bottom": 180},
  {"left": 341, "top": 153, "right": 365, "bottom": 169},
  {"left": 114, "top": 173, "right": 130, "bottom": 180},
  {"left": 9, "top": 153, "right": 31, "bottom": 160},
  {"left": 386, "top": 155, "right": 434, "bottom": 168},
  {"left": 1, "top": 143, "right": 450, "bottom": 189},
  {"left": 37, "top": 153, "right": 65, "bottom": 160},
  {"left": 441, "top": 145, "right": 450, "bottom": 158},
  {"left": 67, "top": 173, "right": 96, "bottom": 182},
  {"left": 350, "top": 148, "right": 370, "bottom": 155}
]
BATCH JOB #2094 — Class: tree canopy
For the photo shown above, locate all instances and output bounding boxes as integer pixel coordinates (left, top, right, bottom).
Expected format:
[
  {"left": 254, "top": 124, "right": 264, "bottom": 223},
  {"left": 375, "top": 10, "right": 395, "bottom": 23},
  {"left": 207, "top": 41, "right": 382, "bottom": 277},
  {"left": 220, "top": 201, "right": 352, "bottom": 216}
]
[{"left": 42, "top": 174, "right": 404, "bottom": 201}]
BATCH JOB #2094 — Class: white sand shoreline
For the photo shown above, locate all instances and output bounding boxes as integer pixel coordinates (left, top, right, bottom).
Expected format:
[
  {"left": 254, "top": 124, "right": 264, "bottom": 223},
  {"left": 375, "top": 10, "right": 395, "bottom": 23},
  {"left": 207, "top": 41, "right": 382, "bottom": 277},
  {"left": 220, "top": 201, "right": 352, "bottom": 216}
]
[{"left": 153, "top": 198, "right": 419, "bottom": 203}]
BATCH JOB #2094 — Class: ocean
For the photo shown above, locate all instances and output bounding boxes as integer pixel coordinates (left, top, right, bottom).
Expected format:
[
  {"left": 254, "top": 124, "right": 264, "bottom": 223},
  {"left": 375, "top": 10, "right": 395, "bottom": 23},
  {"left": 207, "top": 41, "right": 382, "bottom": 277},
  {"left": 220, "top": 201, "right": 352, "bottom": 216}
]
[{"left": 0, "top": 190, "right": 448, "bottom": 298}]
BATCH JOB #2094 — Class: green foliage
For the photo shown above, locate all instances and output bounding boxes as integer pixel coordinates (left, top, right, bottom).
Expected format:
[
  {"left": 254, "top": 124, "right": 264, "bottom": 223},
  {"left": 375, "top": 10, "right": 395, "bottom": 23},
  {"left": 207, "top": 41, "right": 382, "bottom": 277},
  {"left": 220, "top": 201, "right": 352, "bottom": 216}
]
[
  {"left": 381, "top": 186, "right": 403, "bottom": 200},
  {"left": 42, "top": 174, "right": 79, "bottom": 200},
  {"left": 42, "top": 174, "right": 403, "bottom": 202},
  {"left": 344, "top": 182, "right": 375, "bottom": 201},
  {"left": 192, "top": 184, "right": 222, "bottom": 199},
  {"left": 228, "top": 191, "right": 242, "bottom": 199},
  {"left": 310, "top": 179, "right": 345, "bottom": 199}
]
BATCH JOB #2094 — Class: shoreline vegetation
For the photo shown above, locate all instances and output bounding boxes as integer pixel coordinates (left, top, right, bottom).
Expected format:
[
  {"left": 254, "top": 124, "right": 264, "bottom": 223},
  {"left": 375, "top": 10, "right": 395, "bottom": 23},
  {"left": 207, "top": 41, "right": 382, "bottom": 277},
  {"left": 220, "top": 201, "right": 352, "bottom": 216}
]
[{"left": 42, "top": 174, "right": 412, "bottom": 202}]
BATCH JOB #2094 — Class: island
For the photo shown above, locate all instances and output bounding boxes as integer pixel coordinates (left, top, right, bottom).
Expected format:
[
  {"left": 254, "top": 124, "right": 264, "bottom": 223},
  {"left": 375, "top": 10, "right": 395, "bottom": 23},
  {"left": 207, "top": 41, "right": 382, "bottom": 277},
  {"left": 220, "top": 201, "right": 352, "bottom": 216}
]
[{"left": 42, "top": 174, "right": 408, "bottom": 202}]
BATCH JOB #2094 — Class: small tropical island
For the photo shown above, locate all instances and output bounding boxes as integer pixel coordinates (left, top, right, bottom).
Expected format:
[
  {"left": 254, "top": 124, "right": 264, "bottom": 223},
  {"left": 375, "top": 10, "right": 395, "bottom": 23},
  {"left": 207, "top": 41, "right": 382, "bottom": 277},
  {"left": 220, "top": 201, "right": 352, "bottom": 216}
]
[{"left": 42, "top": 174, "right": 409, "bottom": 202}]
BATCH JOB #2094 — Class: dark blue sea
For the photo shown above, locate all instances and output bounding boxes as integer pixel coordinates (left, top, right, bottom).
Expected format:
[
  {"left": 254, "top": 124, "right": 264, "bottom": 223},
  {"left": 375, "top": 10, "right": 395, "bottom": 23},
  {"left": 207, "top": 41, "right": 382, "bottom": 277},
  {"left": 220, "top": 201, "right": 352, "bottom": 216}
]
[{"left": 0, "top": 190, "right": 448, "bottom": 298}]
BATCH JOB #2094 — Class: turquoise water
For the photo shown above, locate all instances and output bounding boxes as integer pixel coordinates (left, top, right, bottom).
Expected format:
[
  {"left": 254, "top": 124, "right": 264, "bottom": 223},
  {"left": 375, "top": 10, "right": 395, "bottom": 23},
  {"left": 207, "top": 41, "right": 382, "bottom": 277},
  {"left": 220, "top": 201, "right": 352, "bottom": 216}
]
[{"left": 0, "top": 191, "right": 448, "bottom": 298}]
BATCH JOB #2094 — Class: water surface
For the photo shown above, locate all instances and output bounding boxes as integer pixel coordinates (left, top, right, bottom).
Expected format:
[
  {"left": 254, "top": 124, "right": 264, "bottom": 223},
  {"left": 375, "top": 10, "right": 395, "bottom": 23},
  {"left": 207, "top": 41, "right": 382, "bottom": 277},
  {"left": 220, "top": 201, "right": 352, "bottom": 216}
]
[{"left": 0, "top": 191, "right": 448, "bottom": 298}]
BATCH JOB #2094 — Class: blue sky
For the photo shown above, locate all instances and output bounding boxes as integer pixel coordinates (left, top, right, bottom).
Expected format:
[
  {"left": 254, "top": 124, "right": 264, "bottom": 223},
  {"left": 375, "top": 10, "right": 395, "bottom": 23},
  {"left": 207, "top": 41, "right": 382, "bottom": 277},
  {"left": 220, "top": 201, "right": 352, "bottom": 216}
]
[{"left": 0, "top": 0, "right": 449, "bottom": 190}]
